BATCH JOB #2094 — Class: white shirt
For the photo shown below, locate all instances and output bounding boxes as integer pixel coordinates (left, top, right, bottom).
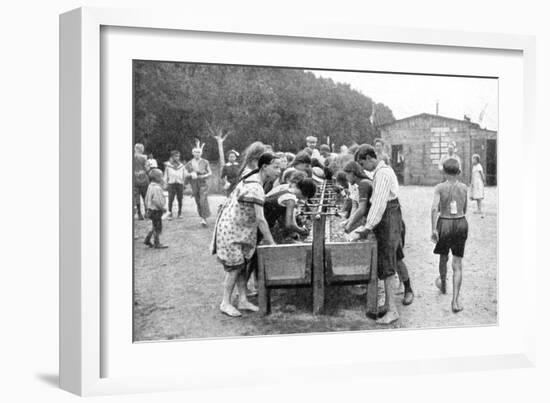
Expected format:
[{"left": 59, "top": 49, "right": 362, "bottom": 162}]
[{"left": 364, "top": 161, "right": 399, "bottom": 230}]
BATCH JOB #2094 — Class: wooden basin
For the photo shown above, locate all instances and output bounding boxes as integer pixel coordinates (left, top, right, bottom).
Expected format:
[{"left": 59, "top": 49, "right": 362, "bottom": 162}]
[
  {"left": 257, "top": 243, "right": 312, "bottom": 286},
  {"left": 325, "top": 240, "right": 377, "bottom": 284}
]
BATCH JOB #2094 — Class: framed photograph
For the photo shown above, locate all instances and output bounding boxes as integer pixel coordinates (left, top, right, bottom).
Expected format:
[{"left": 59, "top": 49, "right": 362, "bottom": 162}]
[{"left": 60, "top": 7, "right": 536, "bottom": 396}]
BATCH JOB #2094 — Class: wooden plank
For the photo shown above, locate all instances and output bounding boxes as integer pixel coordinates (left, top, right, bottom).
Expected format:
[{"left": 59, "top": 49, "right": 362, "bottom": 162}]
[
  {"left": 257, "top": 252, "right": 271, "bottom": 315},
  {"left": 366, "top": 237, "right": 378, "bottom": 317},
  {"left": 325, "top": 241, "right": 373, "bottom": 284},
  {"left": 258, "top": 244, "right": 311, "bottom": 285},
  {"left": 312, "top": 213, "right": 326, "bottom": 315}
]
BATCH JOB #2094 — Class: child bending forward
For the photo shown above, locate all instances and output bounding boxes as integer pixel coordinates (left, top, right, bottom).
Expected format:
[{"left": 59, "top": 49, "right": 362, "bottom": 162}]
[{"left": 431, "top": 158, "right": 468, "bottom": 313}]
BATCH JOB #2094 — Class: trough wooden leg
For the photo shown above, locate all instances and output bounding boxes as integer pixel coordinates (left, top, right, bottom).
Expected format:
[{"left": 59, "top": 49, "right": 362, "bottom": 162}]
[
  {"left": 257, "top": 257, "right": 271, "bottom": 316},
  {"left": 366, "top": 242, "right": 378, "bottom": 317},
  {"left": 312, "top": 215, "right": 325, "bottom": 315}
]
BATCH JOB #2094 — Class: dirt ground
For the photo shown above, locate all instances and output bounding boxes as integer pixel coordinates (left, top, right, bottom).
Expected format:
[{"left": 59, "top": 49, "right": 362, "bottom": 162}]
[{"left": 133, "top": 186, "right": 497, "bottom": 341}]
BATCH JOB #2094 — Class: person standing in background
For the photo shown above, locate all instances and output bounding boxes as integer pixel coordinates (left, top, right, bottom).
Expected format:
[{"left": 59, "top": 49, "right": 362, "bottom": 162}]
[
  {"left": 164, "top": 150, "right": 187, "bottom": 219},
  {"left": 144, "top": 168, "right": 168, "bottom": 249},
  {"left": 145, "top": 153, "right": 158, "bottom": 172},
  {"left": 439, "top": 142, "right": 462, "bottom": 172},
  {"left": 470, "top": 154, "right": 485, "bottom": 216},
  {"left": 133, "top": 143, "right": 149, "bottom": 220},
  {"left": 185, "top": 141, "right": 211, "bottom": 227},
  {"left": 374, "top": 138, "right": 390, "bottom": 165}
]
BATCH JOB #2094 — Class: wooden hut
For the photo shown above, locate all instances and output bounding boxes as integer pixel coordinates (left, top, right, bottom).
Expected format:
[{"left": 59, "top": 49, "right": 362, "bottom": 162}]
[{"left": 379, "top": 113, "right": 497, "bottom": 186}]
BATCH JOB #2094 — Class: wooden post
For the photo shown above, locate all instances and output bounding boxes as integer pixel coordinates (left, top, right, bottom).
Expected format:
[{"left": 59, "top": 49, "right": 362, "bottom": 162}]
[
  {"left": 312, "top": 213, "right": 326, "bottom": 315},
  {"left": 366, "top": 238, "right": 379, "bottom": 318},
  {"left": 257, "top": 251, "right": 271, "bottom": 315}
]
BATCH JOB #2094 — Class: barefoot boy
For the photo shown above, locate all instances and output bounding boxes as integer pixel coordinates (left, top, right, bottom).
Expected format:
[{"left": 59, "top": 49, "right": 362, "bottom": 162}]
[
  {"left": 431, "top": 158, "right": 468, "bottom": 313},
  {"left": 144, "top": 168, "right": 168, "bottom": 249}
]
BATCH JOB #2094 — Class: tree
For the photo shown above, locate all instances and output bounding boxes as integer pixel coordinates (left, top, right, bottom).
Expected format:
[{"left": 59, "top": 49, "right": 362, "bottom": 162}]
[{"left": 132, "top": 62, "right": 396, "bottom": 163}]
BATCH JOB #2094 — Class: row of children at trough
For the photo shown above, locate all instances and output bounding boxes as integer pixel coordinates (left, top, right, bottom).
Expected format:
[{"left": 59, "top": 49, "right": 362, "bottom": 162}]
[{"left": 134, "top": 135, "right": 487, "bottom": 323}]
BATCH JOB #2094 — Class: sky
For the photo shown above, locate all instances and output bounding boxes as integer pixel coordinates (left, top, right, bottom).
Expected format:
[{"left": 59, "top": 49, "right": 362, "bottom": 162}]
[{"left": 310, "top": 70, "right": 498, "bottom": 132}]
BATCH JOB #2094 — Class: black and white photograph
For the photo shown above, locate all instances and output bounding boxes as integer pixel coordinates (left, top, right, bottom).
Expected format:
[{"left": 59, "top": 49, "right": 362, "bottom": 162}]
[{"left": 132, "top": 61, "right": 498, "bottom": 341}]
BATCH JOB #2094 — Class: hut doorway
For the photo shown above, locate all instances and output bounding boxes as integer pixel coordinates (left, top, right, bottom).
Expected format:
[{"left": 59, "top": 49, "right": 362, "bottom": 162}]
[
  {"left": 486, "top": 139, "right": 497, "bottom": 186},
  {"left": 391, "top": 144, "right": 405, "bottom": 184}
]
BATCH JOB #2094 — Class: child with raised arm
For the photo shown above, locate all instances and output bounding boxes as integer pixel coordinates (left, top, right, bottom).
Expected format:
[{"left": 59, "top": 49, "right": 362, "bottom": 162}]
[{"left": 431, "top": 158, "right": 468, "bottom": 313}]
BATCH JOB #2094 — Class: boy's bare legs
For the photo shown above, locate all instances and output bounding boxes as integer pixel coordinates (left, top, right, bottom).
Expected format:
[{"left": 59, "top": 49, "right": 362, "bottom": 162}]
[
  {"left": 220, "top": 270, "right": 241, "bottom": 317},
  {"left": 436, "top": 254, "right": 448, "bottom": 294},
  {"left": 451, "top": 256, "right": 463, "bottom": 312},
  {"left": 236, "top": 271, "right": 259, "bottom": 312},
  {"left": 376, "top": 275, "right": 399, "bottom": 324}
]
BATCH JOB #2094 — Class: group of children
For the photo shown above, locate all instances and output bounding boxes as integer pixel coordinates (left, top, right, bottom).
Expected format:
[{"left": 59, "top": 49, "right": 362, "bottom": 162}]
[
  {"left": 136, "top": 135, "right": 487, "bottom": 317},
  {"left": 133, "top": 141, "right": 212, "bottom": 249}
]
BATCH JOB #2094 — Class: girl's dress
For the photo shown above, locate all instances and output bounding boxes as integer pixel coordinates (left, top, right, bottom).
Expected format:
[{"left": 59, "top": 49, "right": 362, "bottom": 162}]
[
  {"left": 471, "top": 163, "right": 484, "bottom": 200},
  {"left": 211, "top": 174, "right": 265, "bottom": 267}
]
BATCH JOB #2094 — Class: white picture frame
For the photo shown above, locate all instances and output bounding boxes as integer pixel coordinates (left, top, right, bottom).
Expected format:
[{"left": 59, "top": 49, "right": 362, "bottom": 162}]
[{"left": 60, "top": 6, "right": 537, "bottom": 396}]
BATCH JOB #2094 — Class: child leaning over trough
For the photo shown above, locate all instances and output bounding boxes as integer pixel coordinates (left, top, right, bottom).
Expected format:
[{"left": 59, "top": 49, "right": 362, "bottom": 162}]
[
  {"left": 431, "top": 158, "right": 468, "bottom": 313},
  {"left": 144, "top": 168, "right": 168, "bottom": 249}
]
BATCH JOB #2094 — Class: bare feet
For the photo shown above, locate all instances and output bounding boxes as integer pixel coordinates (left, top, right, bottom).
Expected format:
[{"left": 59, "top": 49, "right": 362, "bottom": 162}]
[
  {"left": 220, "top": 303, "right": 242, "bottom": 317},
  {"left": 376, "top": 310, "right": 399, "bottom": 325},
  {"left": 237, "top": 300, "right": 259, "bottom": 312},
  {"left": 435, "top": 277, "right": 447, "bottom": 294},
  {"left": 452, "top": 300, "right": 463, "bottom": 313}
]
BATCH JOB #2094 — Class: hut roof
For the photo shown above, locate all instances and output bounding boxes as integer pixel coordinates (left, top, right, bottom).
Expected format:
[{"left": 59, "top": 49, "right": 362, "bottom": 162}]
[{"left": 380, "top": 113, "right": 497, "bottom": 134}]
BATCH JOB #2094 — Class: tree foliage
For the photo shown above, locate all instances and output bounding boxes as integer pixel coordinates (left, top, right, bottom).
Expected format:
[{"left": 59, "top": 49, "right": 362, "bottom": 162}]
[{"left": 133, "top": 61, "right": 395, "bottom": 163}]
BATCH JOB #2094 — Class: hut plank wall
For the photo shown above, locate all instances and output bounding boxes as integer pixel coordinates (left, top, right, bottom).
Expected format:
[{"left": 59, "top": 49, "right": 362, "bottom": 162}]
[{"left": 380, "top": 114, "right": 497, "bottom": 186}]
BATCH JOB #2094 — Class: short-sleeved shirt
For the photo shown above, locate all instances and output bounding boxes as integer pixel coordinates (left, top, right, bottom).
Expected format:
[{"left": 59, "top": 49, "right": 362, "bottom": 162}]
[
  {"left": 357, "top": 179, "right": 373, "bottom": 211},
  {"left": 435, "top": 180, "right": 468, "bottom": 218},
  {"left": 264, "top": 185, "right": 298, "bottom": 228},
  {"left": 212, "top": 174, "right": 266, "bottom": 266}
]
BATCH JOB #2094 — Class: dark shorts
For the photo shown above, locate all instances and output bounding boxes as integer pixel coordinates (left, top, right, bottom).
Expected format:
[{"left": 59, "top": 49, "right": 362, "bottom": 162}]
[
  {"left": 373, "top": 199, "right": 403, "bottom": 280},
  {"left": 434, "top": 217, "right": 468, "bottom": 258},
  {"left": 396, "top": 220, "right": 406, "bottom": 261}
]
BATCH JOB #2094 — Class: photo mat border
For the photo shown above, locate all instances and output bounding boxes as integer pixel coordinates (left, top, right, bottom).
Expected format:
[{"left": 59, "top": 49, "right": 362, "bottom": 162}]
[{"left": 60, "top": 6, "right": 536, "bottom": 396}]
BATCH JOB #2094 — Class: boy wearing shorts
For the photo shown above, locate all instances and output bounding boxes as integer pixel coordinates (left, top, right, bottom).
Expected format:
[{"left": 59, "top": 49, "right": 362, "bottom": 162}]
[{"left": 431, "top": 158, "right": 468, "bottom": 313}]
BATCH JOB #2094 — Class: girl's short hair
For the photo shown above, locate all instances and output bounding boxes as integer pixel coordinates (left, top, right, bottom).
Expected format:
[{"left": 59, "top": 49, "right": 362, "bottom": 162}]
[
  {"left": 296, "top": 178, "right": 317, "bottom": 199},
  {"left": 258, "top": 152, "right": 278, "bottom": 170},
  {"left": 286, "top": 170, "right": 306, "bottom": 184},
  {"left": 148, "top": 168, "right": 163, "bottom": 182},
  {"left": 335, "top": 170, "right": 348, "bottom": 187},
  {"left": 472, "top": 153, "right": 481, "bottom": 163},
  {"left": 291, "top": 151, "right": 312, "bottom": 167},
  {"left": 343, "top": 160, "right": 370, "bottom": 179}
]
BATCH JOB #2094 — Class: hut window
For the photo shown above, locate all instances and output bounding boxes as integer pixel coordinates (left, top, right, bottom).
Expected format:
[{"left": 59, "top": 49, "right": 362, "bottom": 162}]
[{"left": 430, "top": 127, "right": 450, "bottom": 166}]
